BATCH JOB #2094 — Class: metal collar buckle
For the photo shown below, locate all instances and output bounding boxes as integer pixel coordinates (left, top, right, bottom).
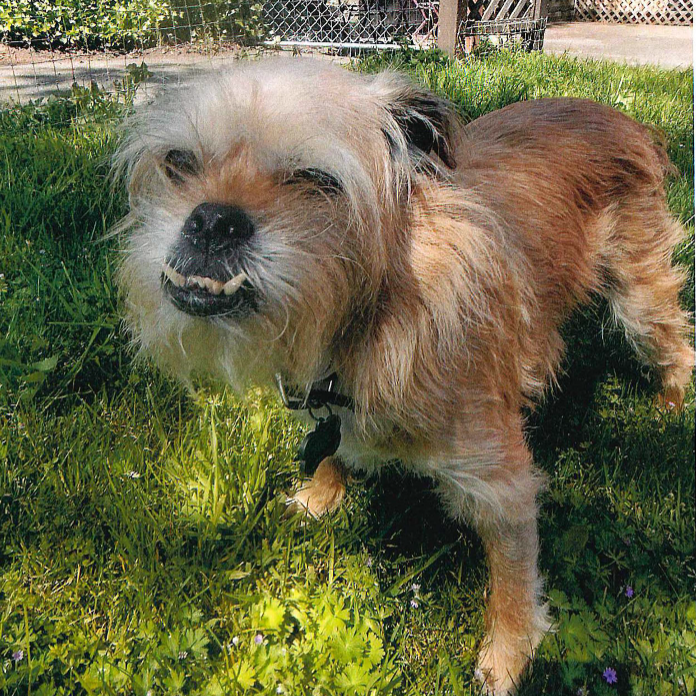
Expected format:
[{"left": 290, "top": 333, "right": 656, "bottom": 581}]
[{"left": 275, "top": 372, "right": 354, "bottom": 412}]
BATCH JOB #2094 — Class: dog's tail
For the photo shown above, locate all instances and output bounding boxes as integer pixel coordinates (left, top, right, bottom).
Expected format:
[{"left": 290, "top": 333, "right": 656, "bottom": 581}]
[{"left": 632, "top": 121, "right": 678, "bottom": 188}]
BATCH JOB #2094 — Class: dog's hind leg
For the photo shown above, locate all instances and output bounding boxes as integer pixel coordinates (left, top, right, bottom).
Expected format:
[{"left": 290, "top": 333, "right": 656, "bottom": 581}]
[
  {"left": 287, "top": 457, "right": 346, "bottom": 518},
  {"left": 602, "top": 205, "right": 693, "bottom": 409}
]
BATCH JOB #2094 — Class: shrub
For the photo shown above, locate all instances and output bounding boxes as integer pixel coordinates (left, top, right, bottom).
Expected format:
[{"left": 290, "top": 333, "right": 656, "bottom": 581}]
[
  {"left": 164, "top": 0, "right": 266, "bottom": 45},
  {"left": 0, "top": 0, "right": 265, "bottom": 50}
]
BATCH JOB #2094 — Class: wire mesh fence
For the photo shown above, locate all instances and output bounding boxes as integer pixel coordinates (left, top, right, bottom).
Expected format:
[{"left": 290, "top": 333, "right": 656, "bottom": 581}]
[
  {"left": 0, "top": 0, "right": 546, "bottom": 108},
  {"left": 263, "top": 0, "right": 439, "bottom": 48},
  {"left": 459, "top": 17, "right": 547, "bottom": 52},
  {"left": 0, "top": 1, "right": 270, "bottom": 105}
]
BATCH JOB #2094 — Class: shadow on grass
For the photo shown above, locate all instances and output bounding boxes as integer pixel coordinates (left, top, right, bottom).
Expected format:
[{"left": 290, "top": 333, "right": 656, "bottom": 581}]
[
  {"left": 343, "top": 299, "right": 693, "bottom": 694},
  {"left": 354, "top": 301, "right": 665, "bottom": 556}
]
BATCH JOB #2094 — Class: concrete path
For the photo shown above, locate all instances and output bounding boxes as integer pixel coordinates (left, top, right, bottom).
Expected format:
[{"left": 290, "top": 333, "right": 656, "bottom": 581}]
[
  {"left": 0, "top": 22, "right": 692, "bottom": 105},
  {"left": 0, "top": 46, "right": 346, "bottom": 105},
  {"left": 0, "top": 46, "right": 257, "bottom": 105},
  {"left": 544, "top": 22, "right": 693, "bottom": 69}
]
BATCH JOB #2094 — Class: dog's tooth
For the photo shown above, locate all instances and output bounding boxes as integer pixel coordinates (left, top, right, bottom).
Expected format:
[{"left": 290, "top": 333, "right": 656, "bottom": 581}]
[
  {"left": 183, "top": 275, "right": 226, "bottom": 295},
  {"left": 162, "top": 263, "right": 186, "bottom": 288},
  {"left": 206, "top": 278, "right": 224, "bottom": 295},
  {"left": 170, "top": 270, "right": 244, "bottom": 296},
  {"left": 188, "top": 275, "right": 206, "bottom": 290},
  {"left": 223, "top": 272, "right": 248, "bottom": 296}
]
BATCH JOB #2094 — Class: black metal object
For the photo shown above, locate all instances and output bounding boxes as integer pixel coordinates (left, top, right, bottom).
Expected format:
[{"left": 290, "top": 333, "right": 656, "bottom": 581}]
[
  {"left": 459, "top": 16, "right": 547, "bottom": 52},
  {"left": 297, "top": 413, "right": 343, "bottom": 475},
  {"left": 275, "top": 373, "right": 354, "bottom": 412},
  {"left": 275, "top": 373, "right": 351, "bottom": 476}
]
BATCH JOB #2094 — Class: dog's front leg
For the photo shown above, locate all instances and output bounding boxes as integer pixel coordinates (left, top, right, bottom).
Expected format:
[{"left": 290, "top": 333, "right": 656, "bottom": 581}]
[
  {"left": 437, "top": 432, "right": 551, "bottom": 694},
  {"left": 287, "top": 456, "right": 347, "bottom": 518},
  {"left": 475, "top": 510, "right": 550, "bottom": 694}
]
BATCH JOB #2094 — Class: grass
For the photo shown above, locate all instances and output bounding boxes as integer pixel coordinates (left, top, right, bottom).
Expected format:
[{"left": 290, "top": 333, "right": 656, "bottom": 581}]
[{"left": 0, "top": 50, "right": 694, "bottom": 696}]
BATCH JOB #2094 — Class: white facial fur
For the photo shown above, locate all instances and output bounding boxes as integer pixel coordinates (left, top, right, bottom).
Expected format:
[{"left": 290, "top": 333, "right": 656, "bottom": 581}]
[{"left": 114, "top": 59, "right": 452, "bottom": 391}]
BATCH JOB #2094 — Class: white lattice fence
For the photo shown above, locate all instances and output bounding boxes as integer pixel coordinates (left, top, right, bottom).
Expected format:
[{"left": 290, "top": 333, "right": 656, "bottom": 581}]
[{"left": 574, "top": 0, "right": 693, "bottom": 24}]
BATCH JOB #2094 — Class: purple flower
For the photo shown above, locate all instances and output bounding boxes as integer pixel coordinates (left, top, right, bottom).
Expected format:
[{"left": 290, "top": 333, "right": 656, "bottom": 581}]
[
  {"left": 576, "top": 688, "right": 587, "bottom": 696},
  {"left": 625, "top": 586, "right": 634, "bottom": 598},
  {"left": 410, "top": 599, "right": 419, "bottom": 608},
  {"left": 254, "top": 633, "right": 264, "bottom": 645},
  {"left": 366, "top": 556, "right": 373, "bottom": 568},
  {"left": 12, "top": 650, "right": 24, "bottom": 662},
  {"left": 603, "top": 667, "right": 618, "bottom": 684}
]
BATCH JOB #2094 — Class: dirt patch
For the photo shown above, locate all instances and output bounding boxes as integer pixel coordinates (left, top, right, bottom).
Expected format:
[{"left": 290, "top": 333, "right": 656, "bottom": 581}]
[{"left": 0, "top": 41, "right": 247, "bottom": 66}]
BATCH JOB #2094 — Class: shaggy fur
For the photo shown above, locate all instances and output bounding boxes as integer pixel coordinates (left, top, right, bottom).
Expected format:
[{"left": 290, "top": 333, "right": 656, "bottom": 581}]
[{"left": 115, "top": 59, "right": 693, "bottom": 694}]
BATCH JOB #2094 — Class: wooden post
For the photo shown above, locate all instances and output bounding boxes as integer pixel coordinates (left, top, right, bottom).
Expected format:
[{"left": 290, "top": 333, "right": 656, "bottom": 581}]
[
  {"left": 533, "top": 0, "right": 548, "bottom": 18},
  {"left": 437, "top": 0, "right": 468, "bottom": 57}
]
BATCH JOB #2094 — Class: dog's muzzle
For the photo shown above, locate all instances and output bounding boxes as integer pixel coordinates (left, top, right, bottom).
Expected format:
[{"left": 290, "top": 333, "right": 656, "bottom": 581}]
[{"left": 161, "top": 202, "right": 257, "bottom": 318}]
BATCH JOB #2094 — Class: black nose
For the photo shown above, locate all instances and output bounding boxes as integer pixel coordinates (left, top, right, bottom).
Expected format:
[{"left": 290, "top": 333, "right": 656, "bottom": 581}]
[{"left": 181, "top": 202, "right": 254, "bottom": 254}]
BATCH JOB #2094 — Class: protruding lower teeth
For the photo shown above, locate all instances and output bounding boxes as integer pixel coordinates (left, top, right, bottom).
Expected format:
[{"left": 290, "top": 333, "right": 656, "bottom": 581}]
[
  {"left": 189, "top": 275, "right": 224, "bottom": 295},
  {"left": 223, "top": 272, "right": 248, "bottom": 295},
  {"left": 162, "top": 263, "right": 186, "bottom": 287},
  {"left": 162, "top": 263, "right": 248, "bottom": 297}
]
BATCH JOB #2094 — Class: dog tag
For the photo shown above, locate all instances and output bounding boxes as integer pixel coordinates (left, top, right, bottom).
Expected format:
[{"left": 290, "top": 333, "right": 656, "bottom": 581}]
[{"left": 297, "top": 414, "right": 342, "bottom": 476}]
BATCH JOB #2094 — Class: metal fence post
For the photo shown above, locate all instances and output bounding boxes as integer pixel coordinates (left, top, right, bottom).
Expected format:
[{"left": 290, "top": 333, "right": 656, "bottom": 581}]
[{"left": 437, "top": 0, "right": 468, "bottom": 56}]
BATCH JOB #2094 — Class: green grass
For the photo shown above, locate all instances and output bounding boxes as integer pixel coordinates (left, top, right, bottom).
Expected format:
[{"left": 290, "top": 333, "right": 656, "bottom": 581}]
[{"left": 0, "top": 51, "right": 694, "bottom": 696}]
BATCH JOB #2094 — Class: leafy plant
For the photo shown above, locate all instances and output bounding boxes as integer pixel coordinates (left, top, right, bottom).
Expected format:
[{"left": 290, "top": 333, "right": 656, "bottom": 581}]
[{"left": 0, "top": 0, "right": 265, "bottom": 50}]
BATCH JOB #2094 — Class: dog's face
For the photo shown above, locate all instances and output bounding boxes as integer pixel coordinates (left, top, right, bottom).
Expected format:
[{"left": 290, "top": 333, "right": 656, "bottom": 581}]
[{"left": 115, "top": 60, "right": 456, "bottom": 389}]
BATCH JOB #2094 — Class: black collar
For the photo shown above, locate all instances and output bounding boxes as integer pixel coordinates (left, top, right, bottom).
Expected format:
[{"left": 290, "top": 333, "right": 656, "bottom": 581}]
[{"left": 275, "top": 372, "right": 354, "bottom": 412}]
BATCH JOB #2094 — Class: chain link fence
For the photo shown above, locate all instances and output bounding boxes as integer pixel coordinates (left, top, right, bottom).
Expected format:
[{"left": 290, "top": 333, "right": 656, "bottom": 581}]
[
  {"left": 0, "top": 1, "right": 546, "bottom": 106},
  {"left": 263, "top": 0, "right": 439, "bottom": 49}
]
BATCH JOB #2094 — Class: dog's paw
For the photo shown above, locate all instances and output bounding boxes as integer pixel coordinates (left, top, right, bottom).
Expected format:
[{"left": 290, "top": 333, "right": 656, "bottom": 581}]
[
  {"left": 286, "top": 480, "right": 345, "bottom": 518},
  {"left": 285, "top": 458, "right": 346, "bottom": 519},
  {"left": 475, "top": 624, "right": 546, "bottom": 695},
  {"left": 656, "top": 386, "right": 685, "bottom": 413},
  {"left": 474, "top": 656, "right": 520, "bottom": 695}
]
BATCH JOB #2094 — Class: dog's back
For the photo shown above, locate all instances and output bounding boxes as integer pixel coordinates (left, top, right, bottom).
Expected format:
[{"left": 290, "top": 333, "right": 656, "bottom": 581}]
[
  {"left": 457, "top": 99, "right": 672, "bottom": 304},
  {"left": 454, "top": 98, "right": 692, "bottom": 407}
]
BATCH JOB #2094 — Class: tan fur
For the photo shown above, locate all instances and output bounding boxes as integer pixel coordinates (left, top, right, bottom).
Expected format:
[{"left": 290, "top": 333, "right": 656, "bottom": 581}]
[
  {"left": 287, "top": 457, "right": 347, "bottom": 518},
  {"left": 114, "top": 59, "right": 693, "bottom": 695}
]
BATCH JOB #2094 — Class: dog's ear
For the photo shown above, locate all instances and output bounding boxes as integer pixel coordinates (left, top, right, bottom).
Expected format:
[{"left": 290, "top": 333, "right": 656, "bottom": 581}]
[{"left": 376, "top": 76, "right": 458, "bottom": 169}]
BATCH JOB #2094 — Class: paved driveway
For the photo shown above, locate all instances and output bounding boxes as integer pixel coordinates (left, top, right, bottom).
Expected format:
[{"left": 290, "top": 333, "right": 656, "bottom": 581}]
[
  {"left": 544, "top": 22, "right": 693, "bottom": 69},
  {"left": 0, "top": 22, "right": 692, "bottom": 105}
]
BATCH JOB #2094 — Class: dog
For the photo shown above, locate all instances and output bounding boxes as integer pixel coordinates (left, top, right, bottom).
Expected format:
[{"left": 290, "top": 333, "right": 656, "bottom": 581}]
[{"left": 114, "top": 59, "right": 693, "bottom": 694}]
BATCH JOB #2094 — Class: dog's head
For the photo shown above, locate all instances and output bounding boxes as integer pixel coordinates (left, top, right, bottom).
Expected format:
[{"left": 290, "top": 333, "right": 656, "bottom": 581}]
[{"left": 115, "top": 59, "right": 459, "bottom": 389}]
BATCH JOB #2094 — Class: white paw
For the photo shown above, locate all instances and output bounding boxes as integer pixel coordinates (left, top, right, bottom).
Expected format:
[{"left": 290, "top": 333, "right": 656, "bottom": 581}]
[{"left": 475, "top": 658, "right": 519, "bottom": 695}]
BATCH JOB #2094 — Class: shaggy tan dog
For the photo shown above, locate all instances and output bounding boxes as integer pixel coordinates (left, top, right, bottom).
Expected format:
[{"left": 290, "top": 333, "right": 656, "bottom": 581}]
[{"left": 115, "top": 59, "right": 692, "bottom": 694}]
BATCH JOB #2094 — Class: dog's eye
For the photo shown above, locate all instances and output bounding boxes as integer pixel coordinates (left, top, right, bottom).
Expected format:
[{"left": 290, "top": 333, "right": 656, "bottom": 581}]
[
  {"left": 284, "top": 168, "right": 343, "bottom": 195},
  {"left": 164, "top": 149, "right": 199, "bottom": 183}
]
